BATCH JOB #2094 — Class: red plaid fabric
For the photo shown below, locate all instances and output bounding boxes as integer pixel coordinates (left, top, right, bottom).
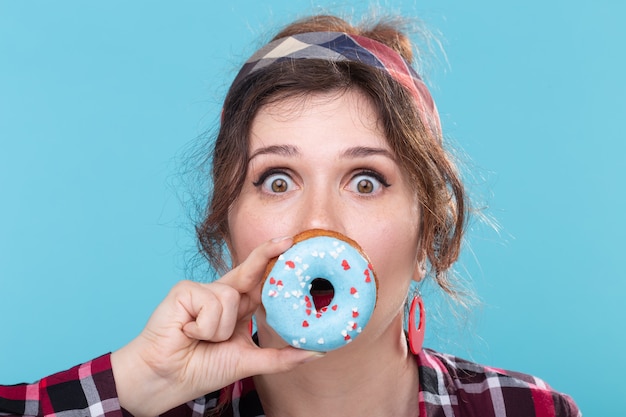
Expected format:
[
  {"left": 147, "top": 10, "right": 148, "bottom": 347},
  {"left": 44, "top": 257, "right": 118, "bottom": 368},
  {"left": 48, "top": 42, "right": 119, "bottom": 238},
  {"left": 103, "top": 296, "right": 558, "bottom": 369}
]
[
  {"left": 416, "top": 349, "right": 581, "bottom": 417},
  {"left": 214, "top": 349, "right": 581, "bottom": 417},
  {"left": 1, "top": 350, "right": 581, "bottom": 417},
  {"left": 0, "top": 355, "right": 123, "bottom": 417}
]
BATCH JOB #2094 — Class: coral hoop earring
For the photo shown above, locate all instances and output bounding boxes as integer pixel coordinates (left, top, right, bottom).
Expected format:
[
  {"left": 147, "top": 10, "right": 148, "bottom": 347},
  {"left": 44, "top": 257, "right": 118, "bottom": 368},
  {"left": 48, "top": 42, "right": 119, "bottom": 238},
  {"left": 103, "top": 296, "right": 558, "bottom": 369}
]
[{"left": 408, "top": 295, "right": 426, "bottom": 355}]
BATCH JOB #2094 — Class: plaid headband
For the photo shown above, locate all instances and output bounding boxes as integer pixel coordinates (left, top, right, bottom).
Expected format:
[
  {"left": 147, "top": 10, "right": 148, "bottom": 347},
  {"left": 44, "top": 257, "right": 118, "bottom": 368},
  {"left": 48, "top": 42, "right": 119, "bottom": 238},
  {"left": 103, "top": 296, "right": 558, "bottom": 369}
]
[{"left": 233, "top": 31, "right": 441, "bottom": 137}]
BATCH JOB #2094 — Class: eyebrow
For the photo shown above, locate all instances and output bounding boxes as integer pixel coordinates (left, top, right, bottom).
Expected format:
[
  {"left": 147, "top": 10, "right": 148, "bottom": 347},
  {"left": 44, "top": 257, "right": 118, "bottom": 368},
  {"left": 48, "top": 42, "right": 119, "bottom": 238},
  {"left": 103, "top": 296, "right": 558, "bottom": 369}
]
[
  {"left": 341, "top": 146, "right": 395, "bottom": 160},
  {"left": 249, "top": 144, "right": 395, "bottom": 162},
  {"left": 249, "top": 144, "right": 300, "bottom": 161}
]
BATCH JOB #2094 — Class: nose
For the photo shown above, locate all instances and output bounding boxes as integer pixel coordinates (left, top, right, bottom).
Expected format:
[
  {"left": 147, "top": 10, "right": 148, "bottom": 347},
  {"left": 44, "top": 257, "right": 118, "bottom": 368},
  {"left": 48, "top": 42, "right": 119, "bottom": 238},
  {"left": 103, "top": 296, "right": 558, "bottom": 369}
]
[{"left": 297, "top": 188, "right": 346, "bottom": 233}]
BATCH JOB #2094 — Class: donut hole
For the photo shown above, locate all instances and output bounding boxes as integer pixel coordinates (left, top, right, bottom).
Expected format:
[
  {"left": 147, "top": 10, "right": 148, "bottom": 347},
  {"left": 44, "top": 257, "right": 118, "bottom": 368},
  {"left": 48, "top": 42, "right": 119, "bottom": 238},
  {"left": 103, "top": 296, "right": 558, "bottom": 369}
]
[{"left": 310, "top": 278, "right": 335, "bottom": 311}]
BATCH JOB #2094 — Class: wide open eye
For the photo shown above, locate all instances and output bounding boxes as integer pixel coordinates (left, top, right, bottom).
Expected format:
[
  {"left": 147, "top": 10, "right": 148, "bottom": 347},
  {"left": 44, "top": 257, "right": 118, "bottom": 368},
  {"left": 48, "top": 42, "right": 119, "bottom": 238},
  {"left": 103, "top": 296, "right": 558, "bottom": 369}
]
[
  {"left": 348, "top": 170, "right": 389, "bottom": 195},
  {"left": 254, "top": 170, "right": 295, "bottom": 194}
]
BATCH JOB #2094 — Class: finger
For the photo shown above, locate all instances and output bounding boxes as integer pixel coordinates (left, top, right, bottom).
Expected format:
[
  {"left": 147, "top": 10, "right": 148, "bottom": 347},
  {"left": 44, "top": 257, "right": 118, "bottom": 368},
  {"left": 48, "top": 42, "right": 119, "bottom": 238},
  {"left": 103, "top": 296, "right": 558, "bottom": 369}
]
[
  {"left": 208, "top": 284, "right": 241, "bottom": 341},
  {"left": 182, "top": 283, "right": 241, "bottom": 342},
  {"left": 240, "top": 346, "right": 325, "bottom": 376},
  {"left": 219, "top": 236, "right": 293, "bottom": 294}
]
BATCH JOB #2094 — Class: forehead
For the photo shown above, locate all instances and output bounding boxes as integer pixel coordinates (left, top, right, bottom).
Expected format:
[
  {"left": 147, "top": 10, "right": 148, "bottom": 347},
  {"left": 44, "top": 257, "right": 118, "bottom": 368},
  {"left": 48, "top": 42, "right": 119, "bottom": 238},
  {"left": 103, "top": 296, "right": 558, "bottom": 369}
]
[{"left": 249, "top": 89, "right": 389, "bottom": 150}]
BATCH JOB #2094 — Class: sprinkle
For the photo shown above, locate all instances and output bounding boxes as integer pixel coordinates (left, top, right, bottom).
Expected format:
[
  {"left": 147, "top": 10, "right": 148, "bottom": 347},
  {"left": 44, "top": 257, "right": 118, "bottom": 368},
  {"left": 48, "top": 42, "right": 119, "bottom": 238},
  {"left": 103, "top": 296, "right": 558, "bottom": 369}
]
[
  {"left": 341, "top": 259, "right": 350, "bottom": 270},
  {"left": 317, "top": 338, "right": 325, "bottom": 344},
  {"left": 285, "top": 260, "right": 295, "bottom": 269},
  {"left": 302, "top": 320, "right": 309, "bottom": 327}
]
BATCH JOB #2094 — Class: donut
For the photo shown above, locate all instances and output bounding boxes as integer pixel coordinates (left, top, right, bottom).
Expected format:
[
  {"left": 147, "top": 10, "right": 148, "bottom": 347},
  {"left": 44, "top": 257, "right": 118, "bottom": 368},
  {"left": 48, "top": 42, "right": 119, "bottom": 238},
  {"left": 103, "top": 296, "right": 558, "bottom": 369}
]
[{"left": 261, "top": 229, "right": 378, "bottom": 352}]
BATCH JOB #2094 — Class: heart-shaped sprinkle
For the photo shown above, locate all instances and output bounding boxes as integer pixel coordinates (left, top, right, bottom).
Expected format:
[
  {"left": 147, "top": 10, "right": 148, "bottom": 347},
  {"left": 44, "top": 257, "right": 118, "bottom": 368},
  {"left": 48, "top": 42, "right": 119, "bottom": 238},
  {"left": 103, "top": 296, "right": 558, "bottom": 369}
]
[
  {"left": 350, "top": 287, "right": 357, "bottom": 295},
  {"left": 342, "top": 259, "right": 350, "bottom": 270},
  {"left": 302, "top": 320, "right": 309, "bottom": 327},
  {"left": 285, "top": 260, "right": 295, "bottom": 269}
]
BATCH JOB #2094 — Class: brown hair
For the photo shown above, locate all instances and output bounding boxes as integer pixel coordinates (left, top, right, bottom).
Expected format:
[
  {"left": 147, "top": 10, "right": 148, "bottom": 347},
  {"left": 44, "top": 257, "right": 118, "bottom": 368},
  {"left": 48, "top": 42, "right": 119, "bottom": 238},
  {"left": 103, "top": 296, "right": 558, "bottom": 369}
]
[{"left": 196, "top": 15, "right": 467, "bottom": 296}]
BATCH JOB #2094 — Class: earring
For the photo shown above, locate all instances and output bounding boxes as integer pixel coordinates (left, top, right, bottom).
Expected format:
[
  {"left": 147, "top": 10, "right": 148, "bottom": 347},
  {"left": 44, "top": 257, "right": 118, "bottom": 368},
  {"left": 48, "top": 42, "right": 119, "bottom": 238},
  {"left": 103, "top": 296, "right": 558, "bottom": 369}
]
[{"left": 408, "top": 294, "right": 426, "bottom": 354}]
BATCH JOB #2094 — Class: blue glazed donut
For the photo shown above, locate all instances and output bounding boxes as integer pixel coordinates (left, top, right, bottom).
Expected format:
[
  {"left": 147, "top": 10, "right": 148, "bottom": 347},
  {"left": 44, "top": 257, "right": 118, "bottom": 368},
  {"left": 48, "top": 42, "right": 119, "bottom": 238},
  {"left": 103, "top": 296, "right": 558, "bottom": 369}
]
[{"left": 261, "top": 229, "right": 377, "bottom": 352}]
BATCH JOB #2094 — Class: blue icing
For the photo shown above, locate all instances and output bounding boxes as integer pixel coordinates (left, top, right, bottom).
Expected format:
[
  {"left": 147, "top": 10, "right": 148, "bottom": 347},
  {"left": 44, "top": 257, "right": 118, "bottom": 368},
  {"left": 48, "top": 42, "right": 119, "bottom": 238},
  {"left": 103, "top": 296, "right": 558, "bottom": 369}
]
[{"left": 261, "top": 235, "right": 376, "bottom": 352}]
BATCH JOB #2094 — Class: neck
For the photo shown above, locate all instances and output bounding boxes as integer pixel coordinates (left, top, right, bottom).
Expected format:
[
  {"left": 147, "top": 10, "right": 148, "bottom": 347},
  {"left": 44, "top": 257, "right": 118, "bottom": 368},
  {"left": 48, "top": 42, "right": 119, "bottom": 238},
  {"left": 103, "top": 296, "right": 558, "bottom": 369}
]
[{"left": 254, "top": 315, "right": 420, "bottom": 417}]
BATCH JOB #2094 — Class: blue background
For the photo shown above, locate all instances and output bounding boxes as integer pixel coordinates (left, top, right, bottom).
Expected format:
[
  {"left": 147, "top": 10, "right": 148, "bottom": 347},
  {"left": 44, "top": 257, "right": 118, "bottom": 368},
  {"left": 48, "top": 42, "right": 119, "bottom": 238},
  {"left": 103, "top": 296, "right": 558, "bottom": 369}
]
[{"left": 1, "top": 1, "right": 623, "bottom": 414}]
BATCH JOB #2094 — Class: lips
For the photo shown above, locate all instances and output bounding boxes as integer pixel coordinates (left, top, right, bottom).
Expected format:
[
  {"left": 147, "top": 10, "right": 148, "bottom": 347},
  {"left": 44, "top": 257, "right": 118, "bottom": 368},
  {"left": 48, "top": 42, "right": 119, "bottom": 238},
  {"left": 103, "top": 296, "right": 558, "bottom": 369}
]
[{"left": 311, "top": 290, "right": 334, "bottom": 311}]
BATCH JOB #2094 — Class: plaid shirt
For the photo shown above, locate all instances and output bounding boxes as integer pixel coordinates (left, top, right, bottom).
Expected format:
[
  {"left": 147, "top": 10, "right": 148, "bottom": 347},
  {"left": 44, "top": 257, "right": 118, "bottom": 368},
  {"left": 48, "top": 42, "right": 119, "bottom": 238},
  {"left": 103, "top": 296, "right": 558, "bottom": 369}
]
[{"left": 0, "top": 349, "right": 580, "bottom": 417}]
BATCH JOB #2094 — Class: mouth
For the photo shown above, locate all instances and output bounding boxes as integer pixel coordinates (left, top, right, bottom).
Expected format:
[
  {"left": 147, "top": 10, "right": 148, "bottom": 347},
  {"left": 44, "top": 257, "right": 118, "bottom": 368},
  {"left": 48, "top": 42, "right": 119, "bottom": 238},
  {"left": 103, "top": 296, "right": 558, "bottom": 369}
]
[{"left": 310, "top": 278, "right": 335, "bottom": 311}]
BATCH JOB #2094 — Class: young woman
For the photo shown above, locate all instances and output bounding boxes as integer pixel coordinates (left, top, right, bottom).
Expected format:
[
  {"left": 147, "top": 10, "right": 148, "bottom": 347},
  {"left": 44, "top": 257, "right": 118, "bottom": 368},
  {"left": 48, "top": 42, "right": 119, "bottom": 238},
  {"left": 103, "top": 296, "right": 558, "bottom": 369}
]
[{"left": 0, "top": 14, "right": 580, "bottom": 417}]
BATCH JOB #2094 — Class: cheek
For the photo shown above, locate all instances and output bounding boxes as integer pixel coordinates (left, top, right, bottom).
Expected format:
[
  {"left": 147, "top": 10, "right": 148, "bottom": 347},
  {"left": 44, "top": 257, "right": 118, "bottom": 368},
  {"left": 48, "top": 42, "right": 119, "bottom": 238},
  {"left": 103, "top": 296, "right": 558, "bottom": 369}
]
[
  {"left": 227, "top": 202, "right": 261, "bottom": 265},
  {"left": 227, "top": 199, "right": 293, "bottom": 265},
  {"left": 354, "top": 205, "right": 420, "bottom": 291}
]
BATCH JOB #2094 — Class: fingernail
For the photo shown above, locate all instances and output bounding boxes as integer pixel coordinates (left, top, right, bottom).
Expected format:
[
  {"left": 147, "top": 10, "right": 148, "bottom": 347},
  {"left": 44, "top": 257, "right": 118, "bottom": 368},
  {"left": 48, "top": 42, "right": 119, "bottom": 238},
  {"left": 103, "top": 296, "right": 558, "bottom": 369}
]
[
  {"left": 301, "top": 351, "right": 326, "bottom": 363},
  {"left": 271, "top": 236, "right": 291, "bottom": 243}
]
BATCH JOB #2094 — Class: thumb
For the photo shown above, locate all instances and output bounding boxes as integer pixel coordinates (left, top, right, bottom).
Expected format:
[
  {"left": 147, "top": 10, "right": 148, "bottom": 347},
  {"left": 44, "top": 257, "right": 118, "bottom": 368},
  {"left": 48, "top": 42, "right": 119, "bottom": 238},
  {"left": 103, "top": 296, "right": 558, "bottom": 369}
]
[{"left": 242, "top": 347, "right": 325, "bottom": 376}]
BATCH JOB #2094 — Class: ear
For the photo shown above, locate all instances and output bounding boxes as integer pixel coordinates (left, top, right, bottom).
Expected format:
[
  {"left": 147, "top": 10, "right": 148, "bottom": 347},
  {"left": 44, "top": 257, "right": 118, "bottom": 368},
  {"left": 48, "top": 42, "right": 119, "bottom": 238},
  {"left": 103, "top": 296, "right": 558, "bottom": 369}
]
[
  {"left": 413, "top": 252, "right": 427, "bottom": 282},
  {"left": 413, "top": 262, "right": 426, "bottom": 282}
]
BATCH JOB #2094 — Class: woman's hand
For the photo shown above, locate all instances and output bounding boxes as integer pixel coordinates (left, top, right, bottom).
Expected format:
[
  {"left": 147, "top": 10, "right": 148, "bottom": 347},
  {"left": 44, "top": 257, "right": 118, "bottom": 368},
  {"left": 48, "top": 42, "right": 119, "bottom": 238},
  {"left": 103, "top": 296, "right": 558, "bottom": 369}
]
[{"left": 111, "top": 237, "right": 322, "bottom": 417}]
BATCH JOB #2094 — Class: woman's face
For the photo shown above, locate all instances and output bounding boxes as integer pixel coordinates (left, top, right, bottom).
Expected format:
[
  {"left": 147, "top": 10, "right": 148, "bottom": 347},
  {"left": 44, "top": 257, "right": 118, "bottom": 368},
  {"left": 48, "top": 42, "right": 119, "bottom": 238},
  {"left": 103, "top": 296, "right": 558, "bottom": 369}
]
[{"left": 228, "top": 89, "right": 422, "bottom": 346}]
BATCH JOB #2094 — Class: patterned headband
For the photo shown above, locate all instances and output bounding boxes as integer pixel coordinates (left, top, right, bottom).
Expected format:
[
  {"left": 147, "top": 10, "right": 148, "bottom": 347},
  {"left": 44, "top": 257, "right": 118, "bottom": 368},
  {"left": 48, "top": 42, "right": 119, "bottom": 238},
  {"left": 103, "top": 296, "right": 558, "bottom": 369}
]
[{"left": 233, "top": 31, "right": 441, "bottom": 137}]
